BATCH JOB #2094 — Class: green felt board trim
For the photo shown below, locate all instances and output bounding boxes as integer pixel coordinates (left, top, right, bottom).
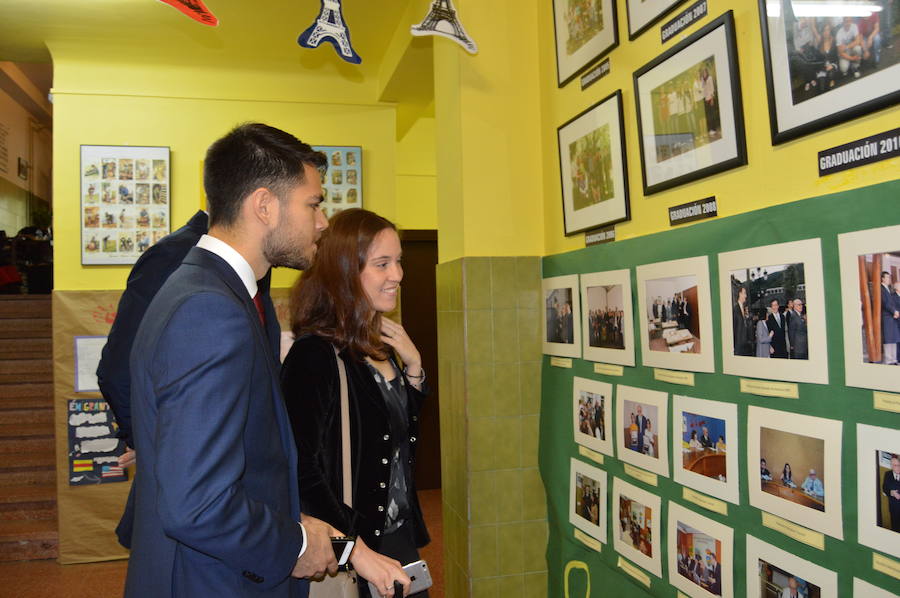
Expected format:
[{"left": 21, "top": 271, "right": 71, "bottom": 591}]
[{"left": 540, "top": 180, "right": 900, "bottom": 597}]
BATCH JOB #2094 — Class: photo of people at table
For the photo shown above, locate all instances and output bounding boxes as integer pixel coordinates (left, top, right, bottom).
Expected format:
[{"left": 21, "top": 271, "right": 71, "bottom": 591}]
[
  {"left": 856, "top": 250, "right": 900, "bottom": 365},
  {"left": 877, "top": 450, "right": 900, "bottom": 533},
  {"left": 757, "top": 559, "right": 820, "bottom": 598},
  {"left": 676, "top": 521, "right": 722, "bottom": 596},
  {"left": 619, "top": 494, "right": 653, "bottom": 557},
  {"left": 729, "top": 263, "right": 808, "bottom": 359},
  {"left": 586, "top": 283, "right": 625, "bottom": 350},
  {"left": 546, "top": 287, "right": 576, "bottom": 344},
  {"left": 577, "top": 390, "right": 606, "bottom": 441},
  {"left": 645, "top": 275, "right": 701, "bottom": 353},
  {"left": 682, "top": 412, "right": 727, "bottom": 482},
  {"left": 575, "top": 471, "right": 602, "bottom": 527},
  {"left": 622, "top": 399, "right": 658, "bottom": 458},
  {"left": 760, "top": 427, "right": 825, "bottom": 512}
]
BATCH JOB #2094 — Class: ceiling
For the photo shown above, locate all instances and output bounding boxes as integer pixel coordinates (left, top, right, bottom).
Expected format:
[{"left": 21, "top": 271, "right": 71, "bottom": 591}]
[{"left": 0, "top": 0, "right": 415, "bottom": 77}]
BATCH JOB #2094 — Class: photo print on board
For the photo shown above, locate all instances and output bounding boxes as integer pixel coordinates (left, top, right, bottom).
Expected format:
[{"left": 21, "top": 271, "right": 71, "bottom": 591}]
[
  {"left": 543, "top": 274, "right": 582, "bottom": 358},
  {"left": 573, "top": 376, "right": 614, "bottom": 456},
  {"left": 616, "top": 385, "right": 669, "bottom": 477},
  {"left": 856, "top": 423, "right": 900, "bottom": 558},
  {"left": 637, "top": 256, "right": 714, "bottom": 373},
  {"left": 580, "top": 269, "right": 635, "bottom": 366},
  {"left": 745, "top": 535, "right": 837, "bottom": 598},
  {"left": 838, "top": 224, "right": 900, "bottom": 393},
  {"left": 748, "top": 406, "right": 843, "bottom": 539},
  {"left": 612, "top": 476, "right": 662, "bottom": 577},
  {"left": 718, "top": 238, "right": 828, "bottom": 384},
  {"left": 569, "top": 457, "right": 608, "bottom": 545},
  {"left": 673, "top": 395, "right": 740, "bottom": 505},
  {"left": 553, "top": 0, "right": 619, "bottom": 86},
  {"left": 668, "top": 501, "right": 734, "bottom": 598}
]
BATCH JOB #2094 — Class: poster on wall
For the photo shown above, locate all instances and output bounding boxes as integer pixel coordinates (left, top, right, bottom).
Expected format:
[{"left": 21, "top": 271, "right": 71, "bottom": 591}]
[
  {"left": 553, "top": 0, "right": 619, "bottom": 86},
  {"left": 856, "top": 423, "right": 900, "bottom": 558},
  {"left": 747, "top": 406, "right": 843, "bottom": 539},
  {"left": 758, "top": 0, "right": 900, "bottom": 144},
  {"left": 718, "top": 238, "right": 829, "bottom": 385},
  {"left": 313, "top": 146, "right": 363, "bottom": 220},
  {"left": 542, "top": 274, "right": 582, "bottom": 358},
  {"left": 80, "top": 145, "right": 171, "bottom": 266},
  {"left": 837, "top": 224, "right": 900, "bottom": 393},
  {"left": 580, "top": 269, "right": 635, "bottom": 367},
  {"left": 67, "top": 398, "right": 128, "bottom": 486},
  {"left": 668, "top": 501, "right": 734, "bottom": 598},
  {"left": 673, "top": 395, "right": 739, "bottom": 505},
  {"left": 569, "top": 457, "right": 608, "bottom": 545},
  {"left": 633, "top": 11, "right": 747, "bottom": 195}
]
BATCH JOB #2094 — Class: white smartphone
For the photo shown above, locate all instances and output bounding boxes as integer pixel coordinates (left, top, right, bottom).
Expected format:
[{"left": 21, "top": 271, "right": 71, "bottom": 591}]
[{"left": 367, "top": 559, "right": 432, "bottom": 596}]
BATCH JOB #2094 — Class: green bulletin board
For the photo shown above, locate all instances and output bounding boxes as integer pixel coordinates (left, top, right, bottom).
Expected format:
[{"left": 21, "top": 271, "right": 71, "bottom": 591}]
[{"left": 540, "top": 180, "right": 900, "bottom": 597}]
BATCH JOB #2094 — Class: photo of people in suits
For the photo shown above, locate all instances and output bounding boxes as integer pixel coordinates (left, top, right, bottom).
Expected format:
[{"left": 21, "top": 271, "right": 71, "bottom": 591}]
[
  {"left": 619, "top": 495, "right": 653, "bottom": 557},
  {"left": 645, "top": 275, "right": 700, "bottom": 353},
  {"left": 546, "top": 287, "right": 576, "bottom": 344},
  {"left": 682, "top": 412, "right": 727, "bottom": 483},
  {"left": 676, "top": 521, "right": 723, "bottom": 596},
  {"left": 577, "top": 390, "right": 606, "bottom": 441},
  {"left": 757, "top": 559, "right": 821, "bottom": 598},
  {"left": 622, "top": 399, "right": 658, "bottom": 458},
  {"left": 856, "top": 251, "right": 900, "bottom": 365},
  {"left": 585, "top": 283, "right": 625, "bottom": 349},
  {"left": 729, "top": 263, "right": 808, "bottom": 360},
  {"left": 760, "top": 427, "right": 826, "bottom": 512},
  {"left": 877, "top": 450, "right": 900, "bottom": 533},
  {"left": 575, "top": 471, "right": 602, "bottom": 527}
]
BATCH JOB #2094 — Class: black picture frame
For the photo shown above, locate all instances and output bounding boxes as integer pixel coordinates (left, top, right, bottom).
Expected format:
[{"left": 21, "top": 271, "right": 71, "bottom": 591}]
[
  {"left": 557, "top": 89, "right": 631, "bottom": 236},
  {"left": 758, "top": 0, "right": 900, "bottom": 145},
  {"left": 553, "top": 0, "right": 620, "bottom": 87},
  {"left": 633, "top": 11, "right": 747, "bottom": 195},
  {"left": 626, "top": 0, "right": 687, "bottom": 40}
]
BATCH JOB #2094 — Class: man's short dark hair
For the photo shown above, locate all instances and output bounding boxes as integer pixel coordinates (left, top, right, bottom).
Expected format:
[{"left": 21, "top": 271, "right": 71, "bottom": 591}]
[{"left": 203, "top": 123, "right": 327, "bottom": 228}]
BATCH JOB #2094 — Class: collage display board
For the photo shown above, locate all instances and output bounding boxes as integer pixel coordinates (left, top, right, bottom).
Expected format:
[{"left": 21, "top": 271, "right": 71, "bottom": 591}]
[{"left": 540, "top": 181, "right": 900, "bottom": 598}]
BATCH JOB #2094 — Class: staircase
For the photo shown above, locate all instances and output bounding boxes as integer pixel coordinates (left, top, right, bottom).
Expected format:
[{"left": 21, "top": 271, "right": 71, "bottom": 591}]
[{"left": 0, "top": 295, "right": 58, "bottom": 561}]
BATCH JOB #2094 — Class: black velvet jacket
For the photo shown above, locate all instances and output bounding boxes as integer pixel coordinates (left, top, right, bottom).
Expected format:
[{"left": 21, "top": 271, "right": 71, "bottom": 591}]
[{"left": 281, "top": 334, "right": 430, "bottom": 551}]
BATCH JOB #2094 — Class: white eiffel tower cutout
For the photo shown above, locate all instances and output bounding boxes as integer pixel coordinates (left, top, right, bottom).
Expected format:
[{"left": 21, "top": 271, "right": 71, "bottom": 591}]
[
  {"left": 411, "top": 0, "right": 478, "bottom": 54},
  {"left": 297, "top": 0, "right": 362, "bottom": 64}
]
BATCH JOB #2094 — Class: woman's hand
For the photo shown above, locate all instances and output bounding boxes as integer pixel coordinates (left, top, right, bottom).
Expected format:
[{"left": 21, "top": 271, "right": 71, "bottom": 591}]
[
  {"left": 380, "top": 318, "right": 422, "bottom": 375},
  {"left": 349, "top": 537, "right": 410, "bottom": 597}
]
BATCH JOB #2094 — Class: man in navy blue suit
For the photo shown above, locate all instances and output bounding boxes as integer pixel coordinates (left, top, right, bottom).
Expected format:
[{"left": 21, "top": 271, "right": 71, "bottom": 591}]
[{"left": 124, "top": 123, "right": 335, "bottom": 597}]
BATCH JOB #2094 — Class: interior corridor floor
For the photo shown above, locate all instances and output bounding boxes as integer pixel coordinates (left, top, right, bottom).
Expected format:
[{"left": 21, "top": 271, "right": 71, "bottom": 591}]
[{"left": 0, "top": 489, "right": 443, "bottom": 597}]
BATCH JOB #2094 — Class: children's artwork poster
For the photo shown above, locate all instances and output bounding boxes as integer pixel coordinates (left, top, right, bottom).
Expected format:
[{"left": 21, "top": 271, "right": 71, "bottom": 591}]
[
  {"left": 81, "top": 145, "right": 171, "bottom": 265},
  {"left": 74, "top": 336, "right": 106, "bottom": 393},
  {"left": 313, "top": 146, "right": 362, "bottom": 219},
  {"left": 67, "top": 399, "right": 128, "bottom": 486}
]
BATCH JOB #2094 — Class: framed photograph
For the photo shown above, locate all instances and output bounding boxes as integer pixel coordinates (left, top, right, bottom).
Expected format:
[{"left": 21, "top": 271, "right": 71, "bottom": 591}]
[
  {"left": 719, "top": 238, "right": 829, "bottom": 385},
  {"left": 854, "top": 577, "right": 899, "bottom": 598},
  {"left": 748, "top": 406, "right": 843, "bottom": 539},
  {"left": 616, "top": 385, "right": 669, "bottom": 477},
  {"left": 558, "top": 90, "right": 630, "bottom": 235},
  {"left": 633, "top": 11, "right": 747, "bottom": 195},
  {"left": 81, "top": 145, "right": 170, "bottom": 265},
  {"left": 312, "top": 146, "right": 362, "bottom": 219},
  {"left": 856, "top": 423, "right": 900, "bottom": 557},
  {"left": 580, "top": 269, "right": 635, "bottom": 366},
  {"left": 573, "top": 376, "right": 613, "bottom": 456},
  {"left": 612, "top": 476, "right": 662, "bottom": 577},
  {"left": 758, "top": 0, "right": 900, "bottom": 144},
  {"left": 626, "top": 0, "right": 687, "bottom": 40},
  {"left": 746, "top": 535, "right": 838, "bottom": 598},
  {"left": 636, "top": 255, "right": 714, "bottom": 373},
  {"left": 570, "top": 457, "right": 609, "bottom": 544},
  {"left": 543, "top": 274, "right": 582, "bottom": 358},
  {"left": 838, "top": 224, "right": 900, "bottom": 393},
  {"left": 553, "top": 0, "right": 619, "bottom": 86},
  {"left": 673, "top": 395, "right": 739, "bottom": 505},
  {"left": 668, "top": 501, "right": 734, "bottom": 598}
]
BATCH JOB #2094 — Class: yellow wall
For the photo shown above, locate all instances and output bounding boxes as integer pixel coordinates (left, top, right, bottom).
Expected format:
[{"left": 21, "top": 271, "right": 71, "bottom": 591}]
[
  {"left": 395, "top": 104, "right": 437, "bottom": 230},
  {"left": 537, "top": 1, "right": 900, "bottom": 256}
]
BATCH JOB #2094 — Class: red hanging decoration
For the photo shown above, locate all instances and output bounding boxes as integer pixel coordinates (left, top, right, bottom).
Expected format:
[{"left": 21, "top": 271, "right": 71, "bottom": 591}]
[{"left": 157, "top": 0, "right": 219, "bottom": 27}]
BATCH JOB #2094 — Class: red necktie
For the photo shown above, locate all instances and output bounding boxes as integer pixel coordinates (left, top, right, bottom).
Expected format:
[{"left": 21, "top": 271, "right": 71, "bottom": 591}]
[{"left": 252, "top": 292, "right": 266, "bottom": 327}]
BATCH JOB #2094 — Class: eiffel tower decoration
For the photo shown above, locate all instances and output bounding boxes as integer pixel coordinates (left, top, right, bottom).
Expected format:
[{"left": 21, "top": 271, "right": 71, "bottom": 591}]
[
  {"left": 411, "top": 0, "right": 478, "bottom": 54},
  {"left": 297, "top": 0, "right": 362, "bottom": 64}
]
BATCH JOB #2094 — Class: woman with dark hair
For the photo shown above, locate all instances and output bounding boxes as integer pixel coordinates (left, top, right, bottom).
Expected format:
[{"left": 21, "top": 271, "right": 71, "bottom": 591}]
[
  {"left": 281, "top": 208, "right": 429, "bottom": 598},
  {"left": 781, "top": 463, "right": 796, "bottom": 488}
]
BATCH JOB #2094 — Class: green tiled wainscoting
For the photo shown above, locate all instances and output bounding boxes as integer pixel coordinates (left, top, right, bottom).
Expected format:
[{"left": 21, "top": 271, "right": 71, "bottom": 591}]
[{"left": 436, "top": 257, "right": 548, "bottom": 598}]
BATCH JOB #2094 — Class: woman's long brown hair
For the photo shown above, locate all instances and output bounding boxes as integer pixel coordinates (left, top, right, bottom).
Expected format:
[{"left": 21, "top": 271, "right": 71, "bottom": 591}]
[{"left": 289, "top": 208, "right": 396, "bottom": 360}]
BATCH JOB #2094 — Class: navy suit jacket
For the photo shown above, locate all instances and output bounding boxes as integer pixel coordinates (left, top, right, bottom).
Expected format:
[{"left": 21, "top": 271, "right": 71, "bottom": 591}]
[{"left": 124, "top": 246, "right": 306, "bottom": 598}]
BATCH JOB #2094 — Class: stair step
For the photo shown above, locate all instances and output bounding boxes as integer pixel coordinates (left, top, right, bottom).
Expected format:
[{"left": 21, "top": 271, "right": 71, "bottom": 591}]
[
  {"left": 0, "top": 483, "right": 55, "bottom": 505},
  {"left": 0, "top": 359, "right": 52, "bottom": 385},
  {"left": 0, "top": 296, "right": 51, "bottom": 319},
  {"left": 0, "top": 383, "right": 53, "bottom": 400},
  {"left": 0, "top": 404, "right": 53, "bottom": 425},
  {"left": 0, "top": 338, "right": 52, "bottom": 359},
  {"left": 0, "top": 423, "right": 54, "bottom": 454},
  {"left": 0, "top": 519, "right": 58, "bottom": 561},
  {"left": 0, "top": 318, "right": 51, "bottom": 339},
  {"left": 0, "top": 450, "right": 55, "bottom": 486}
]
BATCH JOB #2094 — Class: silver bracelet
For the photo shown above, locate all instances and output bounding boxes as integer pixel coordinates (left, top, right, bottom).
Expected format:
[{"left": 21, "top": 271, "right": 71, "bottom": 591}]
[{"left": 404, "top": 367, "right": 425, "bottom": 381}]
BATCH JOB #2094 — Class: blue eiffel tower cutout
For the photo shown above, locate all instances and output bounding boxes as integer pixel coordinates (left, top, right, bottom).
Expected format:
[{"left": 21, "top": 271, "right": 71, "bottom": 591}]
[{"left": 297, "top": 0, "right": 362, "bottom": 64}]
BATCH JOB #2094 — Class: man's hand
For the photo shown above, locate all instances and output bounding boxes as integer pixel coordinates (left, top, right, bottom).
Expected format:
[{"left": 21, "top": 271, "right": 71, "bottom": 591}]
[
  {"left": 291, "top": 515, "right": 338, "bottom": 579},
  {"left": 118, "top": 448, "right": 136, "bottom": 468}
]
